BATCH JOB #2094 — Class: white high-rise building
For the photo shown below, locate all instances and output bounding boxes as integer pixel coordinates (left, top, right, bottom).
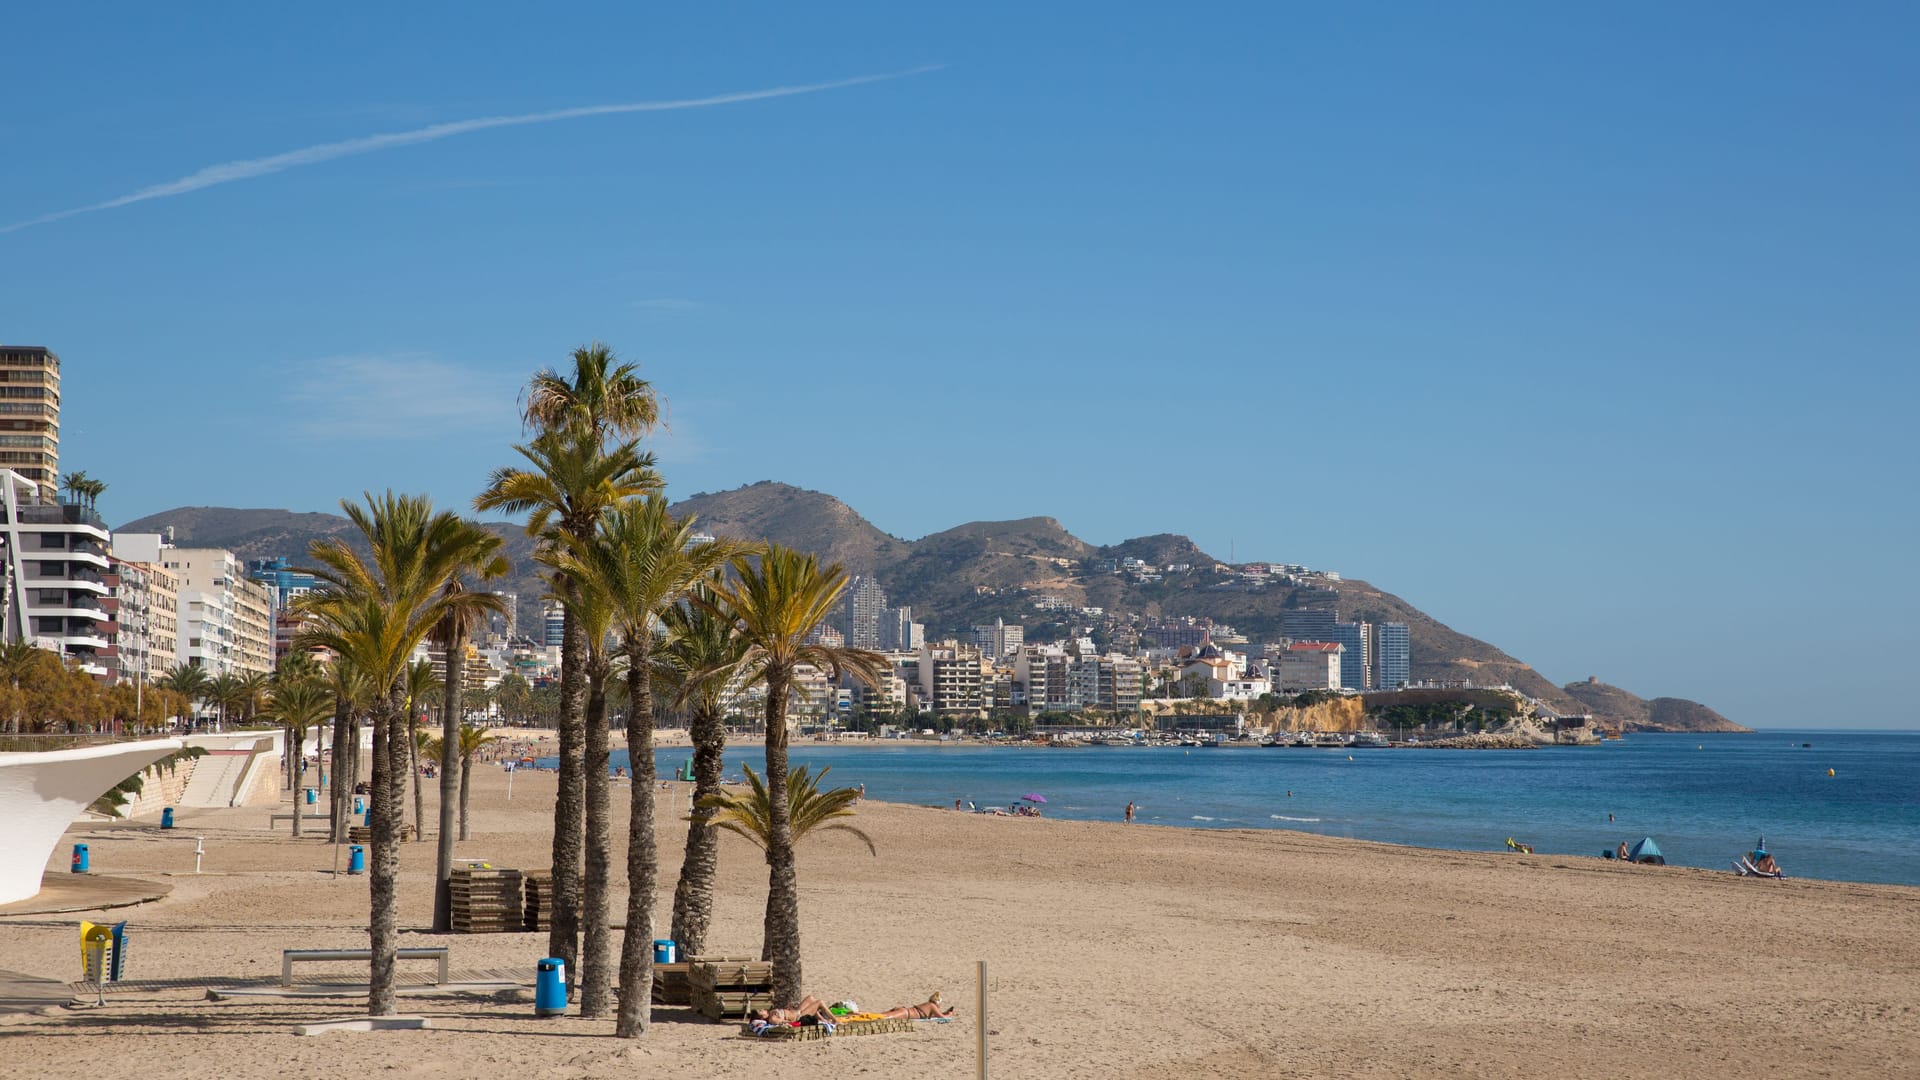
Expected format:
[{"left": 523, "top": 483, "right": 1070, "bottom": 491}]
[{"left": 0, "top": 470, "right": 114, "bottom": 677}]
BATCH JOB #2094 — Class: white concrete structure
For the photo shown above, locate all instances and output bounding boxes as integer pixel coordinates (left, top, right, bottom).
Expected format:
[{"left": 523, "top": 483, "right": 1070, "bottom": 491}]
[{"left": 0, "top": 738, "right": 183, "bottom": 904}]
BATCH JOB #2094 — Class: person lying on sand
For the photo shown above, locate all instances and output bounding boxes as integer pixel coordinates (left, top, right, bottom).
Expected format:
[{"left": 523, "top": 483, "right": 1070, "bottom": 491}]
[
  {"left": 750, "top": 996, "right": 839, "bottom": 1025},
  {"left": 875, "top": 992, "right": 954, "bottom": 1020}
]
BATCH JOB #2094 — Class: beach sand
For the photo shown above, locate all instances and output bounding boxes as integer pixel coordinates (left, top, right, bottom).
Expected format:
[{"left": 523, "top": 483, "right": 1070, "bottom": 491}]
[{"left": 1, "top": 755, "right": 1914, "bottom": 1079}]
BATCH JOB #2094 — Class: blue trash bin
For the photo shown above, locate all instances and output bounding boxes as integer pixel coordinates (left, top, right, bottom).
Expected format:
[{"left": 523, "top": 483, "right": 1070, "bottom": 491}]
[
  {"left": 354, "top": 795, "right": 365, "bottom": 814},
  {"left": 652, "top": 939, "right": 675, "bottom": 964},
  {"left": 535, "top": 958, "right": 568, "bottom": 1016},
  {"left": 305, "top": 788, "right": 316, "bottom": 806},
  {"left": 160, "top": 807, "right": 175, "bottom": 829},
  {"left": 347, "top": 845, "right": 365, "bottom": 875},
  {"left": 71, "top": 843, "right": 89, "bottom": 873}
]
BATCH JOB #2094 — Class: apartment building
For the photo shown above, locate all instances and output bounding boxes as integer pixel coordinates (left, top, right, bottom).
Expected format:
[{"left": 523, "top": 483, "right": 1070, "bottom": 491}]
[
  {"left": 1278, "top": 642, "right": 1343, "bottom": 691},
  {"left": 842, "top": 576, "right": 888, "bottom": 650},
  {"left": 107, "top": 556, "right": 177, "bottom": 684},
  {"left": 916, "top": 641, "right": 986, "bottom": 715},
  {"left": 115, "top": 537, "right": 273, "bottom": 677},
  {"left": 972, "top": 617, "right": 1024, "bottom": 660},
  {"left": 0, "top": 346, "right": 61, "bottom": 500},
  {"left": 1372, "top": 622, "right": 1411, "bottom": 690},
  {"left": 0, "top": 470, "right": 114, "bottom": 677}
]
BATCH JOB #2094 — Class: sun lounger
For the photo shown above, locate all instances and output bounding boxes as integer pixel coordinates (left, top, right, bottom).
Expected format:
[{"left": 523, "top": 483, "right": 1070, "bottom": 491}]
[{"left": 741, "top": 1016, "right": 918, "bottom": 1040}]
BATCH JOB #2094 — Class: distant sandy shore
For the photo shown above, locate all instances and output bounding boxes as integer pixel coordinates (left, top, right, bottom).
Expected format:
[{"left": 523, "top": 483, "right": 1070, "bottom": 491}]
[{"left": 1, "top": 747, "right": 1914, "bottom": 1079}]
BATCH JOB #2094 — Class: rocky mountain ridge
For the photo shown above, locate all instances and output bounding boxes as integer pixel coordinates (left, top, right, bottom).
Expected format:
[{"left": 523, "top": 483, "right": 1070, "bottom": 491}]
[{"left": 121, "top": 482, "right": 1748, "bottom": 732}]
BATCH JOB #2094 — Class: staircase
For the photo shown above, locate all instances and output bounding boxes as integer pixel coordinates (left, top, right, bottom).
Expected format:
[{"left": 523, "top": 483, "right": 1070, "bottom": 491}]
[{"left": 179, "top": 751, "right": 251, "bottom": 807}]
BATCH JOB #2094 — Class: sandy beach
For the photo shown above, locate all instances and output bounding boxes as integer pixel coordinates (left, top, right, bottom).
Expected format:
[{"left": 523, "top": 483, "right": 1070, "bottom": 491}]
[{"left": 2, "top": 753, "right": 1915, "bottom": 1079}]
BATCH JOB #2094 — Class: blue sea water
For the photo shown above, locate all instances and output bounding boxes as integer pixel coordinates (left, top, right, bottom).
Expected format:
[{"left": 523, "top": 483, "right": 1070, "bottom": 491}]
[{"left": 555, "top": 731, "right": 1920, "bottom": 887}]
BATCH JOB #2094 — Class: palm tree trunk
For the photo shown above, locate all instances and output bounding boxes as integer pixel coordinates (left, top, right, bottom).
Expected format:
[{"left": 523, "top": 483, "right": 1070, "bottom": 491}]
[
  {"left": 458, "top": 749, "right": 473, "bottom": 841},
  {"left": 762, "top": 670, "right": 802, "bottom": 1009},
  {"left": 614, "top": 640, "right": 658, "bottom": 1038},
  {"left": 330, "top": 698, "right": 352, "bottom": 841},
  {"left": 548, "top": 599, "right": 587, "bottom": 982},
  {"left": 433, "top": 624, "right": 466, "bottom": 933},
  {"left": 291, "top": 727, "right": 305, "bottom": 839},
  {"left": 409, "top": 712, "right": 424, "bottom": 842},
  {"left": 579, "top": 659, "right": 613, "bottom": 1017},
  {"left": 670, "top": 702, "right": 726, "bottom": 957},
  {"left": 367, "top": 690, "right": 403, "bottom": 1015}
]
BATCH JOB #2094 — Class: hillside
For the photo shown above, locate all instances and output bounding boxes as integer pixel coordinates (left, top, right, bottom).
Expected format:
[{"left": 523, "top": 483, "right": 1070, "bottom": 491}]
[
  {"left": 118, "top": 483, "right": 1743, "bottom": 730},
  {"left": 1562, "top": 678, "right": 1750, "bottom": 733}
]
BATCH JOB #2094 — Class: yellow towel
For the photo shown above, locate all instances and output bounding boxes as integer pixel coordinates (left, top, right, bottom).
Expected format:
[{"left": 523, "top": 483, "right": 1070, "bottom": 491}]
[{"left": 838, "top": 1013, "right": 887, "bottom": 1023}]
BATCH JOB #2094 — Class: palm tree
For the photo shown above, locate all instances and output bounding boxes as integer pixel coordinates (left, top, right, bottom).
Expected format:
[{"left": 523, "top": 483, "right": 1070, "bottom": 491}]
[
  {"left": 428, "top": 527, "right": 508, "bottom": 933},
  {"left": 158, "top": 663, "right": 211, "bottom": 728},
  {"left": 475, "top": 427, "right": 659, "bottom": 980},
  {"left": 60, "top": 470, "right": 88, "bottom": 505},
  {"left": 404, "top": 659, "right": 441, "bottom": 841},
  {"left": 454, "top": 722, "right": 504, "bottom": 840},
  {"left": 705, "top": 544, "right": 885, "bottom": 1008},
  {"left": 659, "top": 579, "right": 751, "bottom": 961},
  {"left": 295, "top": 491, "right": 499, "bottom": 1016},
  {"left": 322, "top": 660, "right": 373, "bottom": 842},
  {"left": 548, "top": 497, "right": 736, "bottom": 1034},
  {"left": 543, "top": 566, "right": 617, "bottom": 1017},
  {"left": 266, "top": 680, "right": 331, "bottom": 837},
  {"left": 239, "top": 671, "right": 273, "bottom": 724},
  {"left": 206, "top": 672, "right": 247, "bottom": 728},
  {"left": 700, "top": 763, "right": 875, "bottom": 857}
]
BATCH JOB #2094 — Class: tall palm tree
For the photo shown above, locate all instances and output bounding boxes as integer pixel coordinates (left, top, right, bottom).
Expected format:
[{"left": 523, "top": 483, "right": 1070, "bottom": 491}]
[
  {"left": 266, "top": 680, "right": 331, "bottom": 837},
  {"left": 474, "top": 428, "right": 658, "bottom": 979},
  {"left": 705, "top": 544, "right": 885, "bottom": 1008},
  {"left": 295, "top": 491, "right": 497, "bottom": 1016},
  {"left": 542, "top": 563, "right": 617, "bottom": 1017},
  {"left": 549, "top": 498, "right": 736, "bottom": 1035},
  {"left": 428, "top": 528, "right": 508, "bottom": 932},
  {"left": 659, "top": 580, "right": 751, "bottom": 962},
  {"left": 403, "top": 658, "right": 441, "bottom": 842}
]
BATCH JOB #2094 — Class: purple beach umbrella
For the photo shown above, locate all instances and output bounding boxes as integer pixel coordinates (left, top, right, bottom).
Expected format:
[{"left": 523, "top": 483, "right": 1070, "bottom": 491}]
[{"left": 1021, "top": 793, "right": 1047, "bottom": 803}]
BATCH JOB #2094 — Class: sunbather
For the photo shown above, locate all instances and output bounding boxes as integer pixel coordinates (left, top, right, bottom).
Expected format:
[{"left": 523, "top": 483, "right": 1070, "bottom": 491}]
[
  {"left": 1752, "top": 850, "right": 1781, "bottom": 875},
  {"left": 875, "top": 992, "right": 953, "bottom": 1020},
  {"left": 750, "top": 996, "right": 840, "bottom": 1025}
]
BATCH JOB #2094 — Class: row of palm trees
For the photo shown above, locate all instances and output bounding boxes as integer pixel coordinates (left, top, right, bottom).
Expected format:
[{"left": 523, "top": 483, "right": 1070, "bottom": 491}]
[{"left": 283, "top": 344, "right": 881, "bottom": 1033}]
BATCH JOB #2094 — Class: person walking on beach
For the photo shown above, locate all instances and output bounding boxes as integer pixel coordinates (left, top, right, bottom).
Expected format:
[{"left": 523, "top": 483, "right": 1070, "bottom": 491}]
[{"left": 1124, "top": 801, "right": 1135, "bottom": 824}]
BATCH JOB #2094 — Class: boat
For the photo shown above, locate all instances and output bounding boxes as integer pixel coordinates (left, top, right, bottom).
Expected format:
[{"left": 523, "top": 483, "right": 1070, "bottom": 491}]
[{"left": 1351, "top": 732, "right": 1390, "bottom": 749}]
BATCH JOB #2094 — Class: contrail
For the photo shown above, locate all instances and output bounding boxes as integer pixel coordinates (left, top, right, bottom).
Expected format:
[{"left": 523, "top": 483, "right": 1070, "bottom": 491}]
[{"left": 3, "top": 66, "right": 940, "bottom": 234}]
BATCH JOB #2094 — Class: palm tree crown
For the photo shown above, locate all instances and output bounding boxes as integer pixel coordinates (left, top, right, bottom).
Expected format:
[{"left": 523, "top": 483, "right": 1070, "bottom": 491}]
[{"left": 700, "top": 764, "right": 875, "bottom": 856}]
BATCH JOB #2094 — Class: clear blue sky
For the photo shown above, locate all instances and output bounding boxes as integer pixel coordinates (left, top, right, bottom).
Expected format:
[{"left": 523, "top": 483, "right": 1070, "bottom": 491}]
[{"left": 3, "top": 5, "right": 1914, "bottom": 729}]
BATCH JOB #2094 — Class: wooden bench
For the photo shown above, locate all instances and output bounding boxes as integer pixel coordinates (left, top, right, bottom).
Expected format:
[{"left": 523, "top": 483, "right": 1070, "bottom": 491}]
[
  {"left": 282, "top": 947, "right": 449, "bottom": 986},
  {"left": 268, "top": 813, "right": 330, "bottom": 829}
]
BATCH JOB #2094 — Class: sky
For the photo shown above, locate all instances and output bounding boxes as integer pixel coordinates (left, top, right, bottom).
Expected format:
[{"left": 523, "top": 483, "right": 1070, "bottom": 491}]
[{"left": 3, "top": 5, "right": 1915, "bottom": 729}]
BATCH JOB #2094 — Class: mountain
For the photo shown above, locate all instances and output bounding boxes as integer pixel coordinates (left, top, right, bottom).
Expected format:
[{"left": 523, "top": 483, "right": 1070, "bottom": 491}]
[
  {"left": 1561, "top": 678, "right": 1750, "bottom": 733},
  {"left": 118, "top": 483, "right": 1745, "bottom": 730}
]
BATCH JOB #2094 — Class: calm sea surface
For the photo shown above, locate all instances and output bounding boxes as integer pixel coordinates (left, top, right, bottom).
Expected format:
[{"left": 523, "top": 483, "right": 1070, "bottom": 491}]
[{"left": 557, "top": 731, "right": 1920, "bottom": 887}]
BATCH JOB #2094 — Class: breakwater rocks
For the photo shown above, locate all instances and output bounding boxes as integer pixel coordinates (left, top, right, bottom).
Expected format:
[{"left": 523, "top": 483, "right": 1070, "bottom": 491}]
[{"left": 1421, "top": 733, "right": 1541, "bottom": 750}]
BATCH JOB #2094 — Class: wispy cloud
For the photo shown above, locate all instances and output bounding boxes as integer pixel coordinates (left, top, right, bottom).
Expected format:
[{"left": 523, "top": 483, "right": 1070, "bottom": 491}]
[
  {"left": 4, "top": 66, "right": 941, "bottom": 234},
  {"left": 286, "top": 353, "right": 522, "bottom": 439}
]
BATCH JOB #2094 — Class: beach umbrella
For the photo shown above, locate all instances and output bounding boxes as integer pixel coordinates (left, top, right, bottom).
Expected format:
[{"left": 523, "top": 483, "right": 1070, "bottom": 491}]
[{"left": 1020, "top": 793, "right": 1048, "bottom": 803}]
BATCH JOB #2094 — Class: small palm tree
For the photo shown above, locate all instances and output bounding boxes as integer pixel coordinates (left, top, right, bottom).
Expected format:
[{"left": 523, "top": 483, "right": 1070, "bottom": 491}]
[
  {"left": 455, "top": 722, "right": 504, "bottom": 840},
  {"left": 699, "top": 763, "right": 875, "bottom": 855},
  {"left": 158, "top": 663, "right": 211, "bottom": 727},
  {"left": 404, "top": 658, "right": 441, "bottom": 842},
  {"left": 266, "top": 680, "right": 331, "bottom": 837}
]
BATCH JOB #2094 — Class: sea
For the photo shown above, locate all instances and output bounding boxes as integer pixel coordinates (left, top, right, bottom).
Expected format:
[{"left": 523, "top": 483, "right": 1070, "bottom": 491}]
[{"left": 550, "top": 730, "right": 1920, "bottom": 888}]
